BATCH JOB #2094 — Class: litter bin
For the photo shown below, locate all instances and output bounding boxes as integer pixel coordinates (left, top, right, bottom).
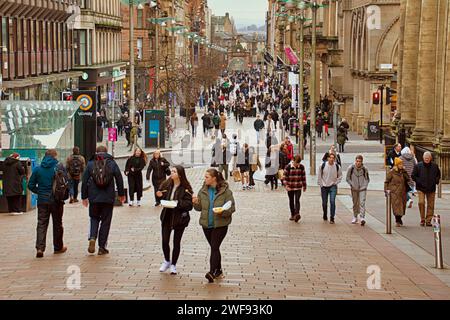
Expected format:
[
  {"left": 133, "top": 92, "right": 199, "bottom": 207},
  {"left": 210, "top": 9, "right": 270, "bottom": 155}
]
[
  {"left": 366, "top": 121, "right": 380, "bottom": 140},
  {"left": 0, "top": 157, "right": 34, "bottom": 213}
]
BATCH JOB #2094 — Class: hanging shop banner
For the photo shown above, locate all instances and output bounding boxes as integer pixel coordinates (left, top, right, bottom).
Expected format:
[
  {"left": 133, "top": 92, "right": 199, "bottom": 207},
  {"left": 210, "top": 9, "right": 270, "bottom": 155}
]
[{"left": 285, "top": 46, "right": 299, "bottom": 65}]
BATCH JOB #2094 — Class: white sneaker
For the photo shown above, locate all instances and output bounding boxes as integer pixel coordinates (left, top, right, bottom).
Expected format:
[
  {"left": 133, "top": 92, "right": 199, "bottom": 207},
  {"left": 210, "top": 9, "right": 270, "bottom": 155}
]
[
  {"left": 351, "top": 217, "right": 358, "bottom": 224},
  {"left": 10, "top": 212, "right": 24, "bottom": 216},
  {"left": 170, "top": 264, "right": 177, "bottom": 275},
  {"left": 133, "top": 200, "right": 137, "bottom": 207},
  {"left": 129, "top": 201, "right": 133, "bottom": 207},
  {"left": 159, "top": 261, "right": 171, "bottom": 272},
  {"left": 137, "top": 200, "right": 141, "bottom": 207}
]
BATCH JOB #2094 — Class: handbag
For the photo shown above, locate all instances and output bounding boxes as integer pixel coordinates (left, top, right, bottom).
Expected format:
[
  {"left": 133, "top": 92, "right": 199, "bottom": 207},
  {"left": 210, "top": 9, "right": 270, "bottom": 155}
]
[
  {"left": 277, "top": 169, "right": 284, "bottom": 180},
  {"left": 180, "top": 212, "right": 191, "bottom": 228},
  {"left": 233, "top": 170, "right": 241, "bottom": 182}
]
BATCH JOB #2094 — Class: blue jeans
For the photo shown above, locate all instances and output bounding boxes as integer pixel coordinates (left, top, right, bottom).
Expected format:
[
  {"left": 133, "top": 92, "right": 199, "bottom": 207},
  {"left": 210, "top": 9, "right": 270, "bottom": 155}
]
[
  {"left": 69, "top": 179, "right": 80, "bottom": 199},
  {"left": 89, "top": 203, "right": 114, "bottom": 249},
  {"left": 321, "top": 185, "right": 337, "bottom": 218}
]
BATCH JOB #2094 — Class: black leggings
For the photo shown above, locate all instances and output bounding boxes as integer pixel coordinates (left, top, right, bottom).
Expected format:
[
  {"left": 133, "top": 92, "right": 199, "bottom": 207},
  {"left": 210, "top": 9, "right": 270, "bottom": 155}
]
[
  {"left": 161, "top": 213, "right": 186, "bottom": 265},
  {"left": 203, "top": 226, "right": 228, "bottom": 274},
  {"left": 128, "top": 173, "right": 143, "bottom": 201}
]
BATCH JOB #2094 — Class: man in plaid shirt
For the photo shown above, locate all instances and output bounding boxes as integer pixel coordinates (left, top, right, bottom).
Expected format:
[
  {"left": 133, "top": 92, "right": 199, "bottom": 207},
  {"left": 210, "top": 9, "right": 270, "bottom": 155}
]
[{"left": 283, "top": 155, "right": 307, "bottom": 223}]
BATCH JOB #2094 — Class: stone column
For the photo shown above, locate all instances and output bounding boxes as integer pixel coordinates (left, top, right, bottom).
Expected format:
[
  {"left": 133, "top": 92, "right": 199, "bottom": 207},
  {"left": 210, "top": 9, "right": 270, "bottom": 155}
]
[
  {"left": 352, "top": 77, "right": 359, "bottom": 130},
  {"left": 400, "top": 0, "right": 421, "bottom": 130},
  {"left": 357, "top": 79, "right": 365, "bottom": 134},
  {"left": 440, "top": 0, "right": 450, "bottom": 180},
  {"left": 411, "top": 0, "right": 438, "bottom": 145},
  {"left": 397, "top": 0, "right": 406, "bottom": 115}
]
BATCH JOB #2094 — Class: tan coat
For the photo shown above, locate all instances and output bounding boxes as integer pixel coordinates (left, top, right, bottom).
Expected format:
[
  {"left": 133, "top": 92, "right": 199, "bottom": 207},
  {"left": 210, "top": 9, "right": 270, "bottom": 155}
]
[
  {"left": 219, "top": 115, "right": 227, "bottom": 130},
  {"left": 384, "top": 168, "right": 411, "bottom": 216}
]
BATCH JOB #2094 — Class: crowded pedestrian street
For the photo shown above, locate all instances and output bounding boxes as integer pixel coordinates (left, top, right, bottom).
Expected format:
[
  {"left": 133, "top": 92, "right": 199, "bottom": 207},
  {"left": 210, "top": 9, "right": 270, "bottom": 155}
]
[{"left": 1, "top": 0, "right": 450, "bottom": 306}]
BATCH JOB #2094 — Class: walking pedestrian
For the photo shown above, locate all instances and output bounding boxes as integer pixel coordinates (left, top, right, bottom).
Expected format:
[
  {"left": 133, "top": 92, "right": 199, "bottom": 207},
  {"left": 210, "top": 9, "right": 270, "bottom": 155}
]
[
  {"left": 337, "top": 126, "right": 348, "bottom": 153},
  {"left": 249, "top": 146, "right": 262, "bottom": 188},
  {"left": 254, "top": 114, "right": 265, "bottom": 143},
  {"left": 412, "top": 152, "right": 441, "bottom": 227},
  {"left": 212, "top": 113, "right": 220, "bottom": 138},
  {"left": 66, "top": 147, "right": 86, "bottom": 204},
  {"left": 283, "top": 155, "right": 307, "bottom": 222},
  {"left": 156, "top": 166, "right": 193, "bottom": 275},
  {"left": 146, "top": 150, "right": 171, "bottom": 206},
  {"left": 346, "top": 155, "right": 370, "bottom": 226},
  {"left": 322, "top": 145, "right": 342, "bottom": 167},
  {"left": 190, "top": 112, "right": 199, "bottom": 138},
  {"left": 215, "top": 134, "right": 231, "bottom": 180},
  {"left": 192, "top": 169, "right": 236, "bottom": 283},
  {"left": 318, "top": 153, "right": 342, "bottom": 224},
  {"left": 387, "top": 143, "right": 402, "bottom": 169},
  {"left": 264, "top": 145, "right": 279, "bottom": 190},
  {"left": 3, "top": 153, "right": 26, "bottom": 215},
  {"left": 237, "top": 143, "right": 250, "bottom": 190},
  {"left": 219, "top": 112, "right": 227, "bottom": 137},
  {"left": 82, "top": 146, "right": 126, "bottom": 255},
  {"left": 28, "top": 149, "right": 69, "bottom": 258},
  {"left": 284, "top": 137, "right": 294, "bottom": 162},
  {"left": 125, "top": 147, "right": 147, "bottom": 207},
  {"left": 385, "top": 158, "right": 411, "bottom": 227},
  {"left": 399, "top": 147, "right": 417, "bottom": 208},
  {"left": 201, "top": 112, "right": 212, "bottom": 137}
]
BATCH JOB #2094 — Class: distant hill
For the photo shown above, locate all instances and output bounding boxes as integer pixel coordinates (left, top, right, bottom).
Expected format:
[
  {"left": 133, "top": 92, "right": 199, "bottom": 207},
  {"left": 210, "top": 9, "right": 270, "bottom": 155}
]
[{"left": 238, "top": 25, "right": 266, "bottom": 33}]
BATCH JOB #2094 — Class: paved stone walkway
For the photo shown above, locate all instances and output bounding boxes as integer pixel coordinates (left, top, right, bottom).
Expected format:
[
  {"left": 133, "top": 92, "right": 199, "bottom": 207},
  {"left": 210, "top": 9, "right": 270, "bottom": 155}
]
[{"left": 1, "top": 167, "right": 449, "bottom": 300}]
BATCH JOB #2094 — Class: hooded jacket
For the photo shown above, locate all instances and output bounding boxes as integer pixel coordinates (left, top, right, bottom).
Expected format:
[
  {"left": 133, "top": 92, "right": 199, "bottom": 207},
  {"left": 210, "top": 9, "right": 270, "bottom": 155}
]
[
  {"left": 346, "top": 164, "right": 370, "bottom": 191},
  {"left": 3, "top": 157, "right": 25, "bottom": 197},
  {"left": 28, "top": 156, "right": 64, "bottom": 204},
  {"left": 81, "top": 153, "right": 124, "bottom": 205},
  {"left": 399, "top": 148, "right": 417, "bottom": 188}
]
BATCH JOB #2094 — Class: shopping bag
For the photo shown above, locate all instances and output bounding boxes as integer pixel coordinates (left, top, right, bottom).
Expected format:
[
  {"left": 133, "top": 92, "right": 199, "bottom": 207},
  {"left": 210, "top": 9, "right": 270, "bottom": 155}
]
[{"left": 233, "top": 170, "right": 241, "bottom": 182}]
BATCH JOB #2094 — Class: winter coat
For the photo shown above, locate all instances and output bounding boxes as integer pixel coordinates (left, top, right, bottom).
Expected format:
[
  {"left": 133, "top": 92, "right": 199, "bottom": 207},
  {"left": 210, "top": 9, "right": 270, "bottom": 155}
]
[
  {"left": 212, "top": 139, "right": 232, "bottom": 165},
  {"left": 219, "top": 115, "right": 227, "bottom": 130},
  {"left": 346, "top": 164, "right": 370, "bottom": 191},
  {"left": 158, "top": 180, "right": 193, "bottom": 229},
  {"left": 399, "top": 153, "right": 417, "bottom": 188},
  {"left": 202, "top": 114, "right": 212, "bottom": 128},
  {"left": 254, "top": 119, "right": 265, "bottom": 131},
  {"left": 193, "top": 182, "right": 236, "bottom": 229},
  {"left": 387, "top": 149, "right": 401, "bottom": 168},
  {"left": 412, "top": 162, "right": 441, "bottom": 194},
  {"left": 125, "top": 156, "right": 146, "bottom": 177},
  {"left": 279, "top": 151, "right": 289, "bottom": 170},
  {"left": 146, "top": 157, "right": 170, "bottom": 183},
  {"left": 3, "top": 157, "right": 25, "bottom": 197},
  {"left": 81, "top": 153, "right": 125, "bottom": 205},
  {"left": 337, "top": 129, "right": 347, "bottom": 145},
  {"left": 285, "top": 143, "right": 294, "bottom": 161},
  {"left": 28, "top": 156, "right": 67, "bottom": 204},
  {"left": 384, "top": 168, "right": 411, "bottom": 216}
]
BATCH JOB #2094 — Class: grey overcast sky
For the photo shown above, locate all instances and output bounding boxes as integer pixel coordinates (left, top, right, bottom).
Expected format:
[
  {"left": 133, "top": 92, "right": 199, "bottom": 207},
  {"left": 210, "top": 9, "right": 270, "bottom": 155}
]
[{"left": 208, "top": 0, "right": 268, "bottom": 28}]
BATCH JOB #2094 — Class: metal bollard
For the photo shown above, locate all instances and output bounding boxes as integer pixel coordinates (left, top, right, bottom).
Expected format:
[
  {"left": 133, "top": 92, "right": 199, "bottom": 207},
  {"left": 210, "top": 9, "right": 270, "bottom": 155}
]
[
  {"left": 432, "top": 214, "right": 444, "bottom": 269},
  {"left": 385, "top": 190, "right": 392, "bottom": 234}
]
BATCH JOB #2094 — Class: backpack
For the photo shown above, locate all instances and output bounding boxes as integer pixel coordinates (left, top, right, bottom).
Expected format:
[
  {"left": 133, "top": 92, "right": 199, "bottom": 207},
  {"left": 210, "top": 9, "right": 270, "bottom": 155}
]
[
  {"left": 52, "top": 165, "right": 69, "bottom": 202},
  {"left": 321, "top": 162, "right": 340, "bottom": 179},
  {"left": 69, "top": 156, "right": 83, "bottom": 178},
  {"left": 91, "top": 155, "right": 112, "bottom": 188},
  {"left": 349, "top": 165, "right": 368, "bottom": 180}
]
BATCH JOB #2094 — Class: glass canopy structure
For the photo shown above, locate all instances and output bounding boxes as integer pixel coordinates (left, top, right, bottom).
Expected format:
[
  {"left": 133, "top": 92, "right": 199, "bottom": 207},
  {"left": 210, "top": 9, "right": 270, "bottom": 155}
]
[{"left": 0, "top": 101, "right": 81, "bottom": 163}]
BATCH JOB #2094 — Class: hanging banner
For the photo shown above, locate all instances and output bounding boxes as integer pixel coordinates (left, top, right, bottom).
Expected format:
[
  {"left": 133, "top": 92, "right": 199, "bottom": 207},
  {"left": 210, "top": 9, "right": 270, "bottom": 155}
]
[{"left": 285, "top": 46, "right": 299, "bottom": 65}]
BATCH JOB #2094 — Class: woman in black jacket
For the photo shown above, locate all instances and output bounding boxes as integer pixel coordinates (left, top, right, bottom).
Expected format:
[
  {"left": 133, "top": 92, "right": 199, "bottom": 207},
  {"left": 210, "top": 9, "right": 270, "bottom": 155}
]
[
  {"left": 146, "top": 150, "right": 171, "bottom": 206},
  {"left": 3, "top": 153, "right": 26, "bottom": 215},
  {"left": 156, "top": 166, "right": 193, "bottom": 275},
  {"left": 125, "top": 148, "right": 147, "bottom": 207}
]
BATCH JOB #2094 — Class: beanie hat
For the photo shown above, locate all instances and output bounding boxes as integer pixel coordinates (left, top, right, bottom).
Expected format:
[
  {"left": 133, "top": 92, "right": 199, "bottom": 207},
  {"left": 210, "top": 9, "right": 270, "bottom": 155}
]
[{"left": 394, "top": 158, "right": 403, "bottom": 167}]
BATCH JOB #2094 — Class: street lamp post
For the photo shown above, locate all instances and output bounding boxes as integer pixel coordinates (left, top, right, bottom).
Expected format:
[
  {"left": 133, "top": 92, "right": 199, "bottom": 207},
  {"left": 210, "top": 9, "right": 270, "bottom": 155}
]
[
  {"left": 309, "top": 1, "right": 318, "bottom": 176},
  {"left": 298, "top": 11, "right": 305, "bottom": 159},
  {"left": 129, "top": 0, "right": 136, "bottom": 128}
]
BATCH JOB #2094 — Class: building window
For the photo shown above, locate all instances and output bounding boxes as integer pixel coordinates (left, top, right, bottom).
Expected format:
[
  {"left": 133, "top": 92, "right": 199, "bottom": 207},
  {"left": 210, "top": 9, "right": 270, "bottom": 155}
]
[
  {"left": 137, "top": 37, "right": 143, "bottom": 60},
  {"left": 137, "top": 9, "right": 143, "bottom": 28},
  {"left": 74, "top": 29, "right": 87, "bottom": 66}
]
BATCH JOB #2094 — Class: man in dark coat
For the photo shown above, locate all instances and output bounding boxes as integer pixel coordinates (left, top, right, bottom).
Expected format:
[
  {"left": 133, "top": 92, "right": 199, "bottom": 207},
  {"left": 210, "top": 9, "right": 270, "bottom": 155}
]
[
  {"left": 412, "top": 151, "right": 441, "bottom": 226},
  {"left": 82, "top": 145, "right": 125, "bottom": 255},
  {"left": 3, "top": 153, "right": 26, "bottom": 215},
  {"left": 387, "top": 143, "right": 402, "bottom": 169}
]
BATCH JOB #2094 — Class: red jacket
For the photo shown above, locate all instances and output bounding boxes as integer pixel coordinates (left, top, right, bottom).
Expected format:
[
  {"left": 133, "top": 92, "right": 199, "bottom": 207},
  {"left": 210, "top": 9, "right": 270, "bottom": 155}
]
[{"left": 286, "top": 143, "right": 294, "bottom": 161}]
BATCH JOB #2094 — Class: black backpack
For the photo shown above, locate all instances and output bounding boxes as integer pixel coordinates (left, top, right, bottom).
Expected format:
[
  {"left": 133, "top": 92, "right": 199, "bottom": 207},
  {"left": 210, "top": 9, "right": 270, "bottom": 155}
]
[
  {"left": 52, "top": 165, "right": 69, "bottom": 202},
  {"left": 69, "top": 156, "right": 83, "bottom": 177},
  {"left": 92, "top": 155, "right": 112, "bottom": 188}
]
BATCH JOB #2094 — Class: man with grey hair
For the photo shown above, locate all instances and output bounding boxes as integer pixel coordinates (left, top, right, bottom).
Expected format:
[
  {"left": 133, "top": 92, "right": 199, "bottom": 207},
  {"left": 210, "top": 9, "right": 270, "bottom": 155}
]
[{"left": 412, "top": 152, "right": 441, "bottom": 227}]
